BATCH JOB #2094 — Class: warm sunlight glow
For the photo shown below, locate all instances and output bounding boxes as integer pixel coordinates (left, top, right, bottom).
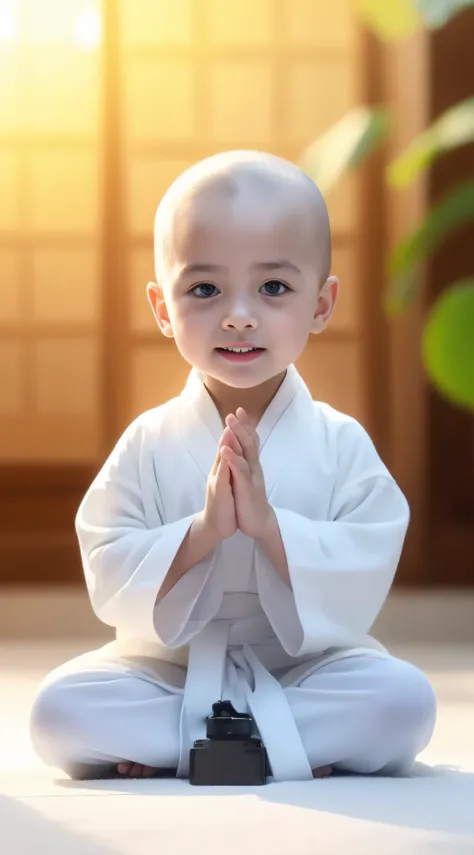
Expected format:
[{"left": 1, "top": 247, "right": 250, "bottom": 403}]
[
  {"left": 0, "top": 0, "right": 17, "bottom": 43},
  {"left": 74, "top": 8, "right": 101, "bottom": 50},
  {"left": 0, "top": 2, "right": 101, "bottom": 48}
]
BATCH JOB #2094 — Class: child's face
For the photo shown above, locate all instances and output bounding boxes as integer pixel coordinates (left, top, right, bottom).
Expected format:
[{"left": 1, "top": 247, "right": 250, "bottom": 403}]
[{"left": 150, "top": 187, "right": 337, "bottom": 389}]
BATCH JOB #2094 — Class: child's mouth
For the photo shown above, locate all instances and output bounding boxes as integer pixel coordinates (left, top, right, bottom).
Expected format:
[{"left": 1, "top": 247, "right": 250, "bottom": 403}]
[{"left": 215, "top": 347, "right": 265, "bottom": 363}]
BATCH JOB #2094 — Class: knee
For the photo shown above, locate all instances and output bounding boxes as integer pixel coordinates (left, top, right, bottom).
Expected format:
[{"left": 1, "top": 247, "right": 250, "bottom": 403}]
[
  {"left": 370, "top": 660, "right": 437, "bottom": 739},
  {"left": 29, "top": 675, "right": 79, "bottom": 765}
]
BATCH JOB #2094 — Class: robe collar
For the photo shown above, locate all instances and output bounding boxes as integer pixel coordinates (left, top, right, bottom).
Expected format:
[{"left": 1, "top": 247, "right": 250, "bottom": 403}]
[{"left": 178, "top": 364, "right": 314, "bottom": 499}]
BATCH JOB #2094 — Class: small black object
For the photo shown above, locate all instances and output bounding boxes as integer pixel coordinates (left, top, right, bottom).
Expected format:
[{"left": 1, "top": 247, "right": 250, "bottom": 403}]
[{"left": 189, "top": 700, "right": 270, "bottom": 786}]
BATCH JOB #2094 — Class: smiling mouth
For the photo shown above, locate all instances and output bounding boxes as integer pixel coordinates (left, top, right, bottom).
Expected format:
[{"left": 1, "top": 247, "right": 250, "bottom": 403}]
[
  {"left": 215, "top": 347, "right": 266, "bottom": 362},
  {"left": 216, "top": 347, "right": 265, "bottom": 353}
]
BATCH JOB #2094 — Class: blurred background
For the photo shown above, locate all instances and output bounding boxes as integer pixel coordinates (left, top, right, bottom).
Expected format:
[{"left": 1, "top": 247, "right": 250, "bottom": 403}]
[{"left": 0, "top": 0, "right": 472, "bottom": 642}]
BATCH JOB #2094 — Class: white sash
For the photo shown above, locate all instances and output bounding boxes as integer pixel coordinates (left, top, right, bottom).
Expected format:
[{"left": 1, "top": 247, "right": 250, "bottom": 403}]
[{"left": 176, "top": 619, "right": 313, "bottom": 781}]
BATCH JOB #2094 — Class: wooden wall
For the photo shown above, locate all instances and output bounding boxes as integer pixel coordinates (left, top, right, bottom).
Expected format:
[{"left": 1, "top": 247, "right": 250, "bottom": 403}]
[
  {"left": 3, "top": 1, "right": 457, "bottom": 585},
  {"left": 0, "top": 0, "right": 366, "bottom": 472},
  {"left": 110, "top": 0, "right": 367, "bottom": 436}
]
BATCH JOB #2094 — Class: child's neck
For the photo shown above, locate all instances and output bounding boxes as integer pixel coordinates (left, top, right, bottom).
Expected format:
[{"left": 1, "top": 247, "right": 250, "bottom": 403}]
[{"left": 204, "top": 369, "right": 287, "bottom": 427}]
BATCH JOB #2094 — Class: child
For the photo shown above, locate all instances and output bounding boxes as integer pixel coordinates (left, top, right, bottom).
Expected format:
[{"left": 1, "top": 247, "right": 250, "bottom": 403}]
[{"left": 30, "top": 151, "right": 436, "bottom": 782}]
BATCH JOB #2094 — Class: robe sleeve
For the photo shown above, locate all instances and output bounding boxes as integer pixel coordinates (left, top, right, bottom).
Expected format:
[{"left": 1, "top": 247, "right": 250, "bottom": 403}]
[
  {"left": 254, "top": 418, "right": 410, "bottom": 657},
  {"left": 75, "top": 420, "right": 223, "bottom": 648}
]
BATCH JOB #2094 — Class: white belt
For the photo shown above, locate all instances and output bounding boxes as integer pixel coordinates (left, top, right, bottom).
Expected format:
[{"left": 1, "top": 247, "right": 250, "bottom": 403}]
[{"left": 176, "top": 620, "right": 313, "bottom": 781}]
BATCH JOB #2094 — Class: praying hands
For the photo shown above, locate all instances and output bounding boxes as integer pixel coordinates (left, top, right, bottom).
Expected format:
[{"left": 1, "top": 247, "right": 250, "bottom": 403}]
[{"left": 221, "top": 407, "right": 273, "bottom": 541}]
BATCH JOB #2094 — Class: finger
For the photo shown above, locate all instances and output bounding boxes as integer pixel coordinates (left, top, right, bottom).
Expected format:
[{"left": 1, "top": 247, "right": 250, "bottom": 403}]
[
  {"left": 235, "top": 407, "right": 254, "bottom": 429},
  {"left": 212, "top": 430, "right": 232, "bottom": 476},
  {"left": 221, "top": 445, "right": 250, "bottom": 477},
  {"left": 217, "top": 450, "right": 229, "bottom": 474},
  {"left": 236, "top": 407, "right": 260, "bottom": 449},
  {"left": 225, "top": 413, "right": 259, "bottom": 469},
  {"left": 213, "top": 429, "right": 243, "bottom": 476},
  {"left": 212, "top": 433, "right": 226, "bottom": 475},
  {"left": 221, "top": 425, "right": 244, "bottom": 456},
  {"left": 211, "top": 448, "right": 220, "bottom": 476}
]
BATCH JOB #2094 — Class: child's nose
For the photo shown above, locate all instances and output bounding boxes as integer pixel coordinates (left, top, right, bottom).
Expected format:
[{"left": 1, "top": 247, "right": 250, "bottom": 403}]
[{"left": 221, "top": 303, "right": 258, "bottom": 331}]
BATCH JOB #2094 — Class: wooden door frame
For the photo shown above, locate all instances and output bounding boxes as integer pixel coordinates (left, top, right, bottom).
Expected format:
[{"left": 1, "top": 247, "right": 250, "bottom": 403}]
[
  {"left": 426, "top": 10, "right": 474, "bottom": 584},
  {"left": 359, "top": 29, "right": 431, "bottom": 585},
  {"left": 100, "top": 0, "right": 131, "bottom": 455},
  {"left": 386, "top": 32, "right": 431, "bottom": 585}
]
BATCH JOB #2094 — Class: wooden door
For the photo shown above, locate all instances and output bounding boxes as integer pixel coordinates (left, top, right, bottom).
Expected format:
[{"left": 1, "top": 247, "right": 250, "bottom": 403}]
[{"left": 426, "top": 10, "right": 474, "bottom": 584}]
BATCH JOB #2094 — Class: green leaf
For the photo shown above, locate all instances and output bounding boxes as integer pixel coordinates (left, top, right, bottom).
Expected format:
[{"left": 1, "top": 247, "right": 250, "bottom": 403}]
[
  {"left": 386, "top": 181, "right": 474, "bottom": 310},
  {"left": 388, "top": 98, "right": 474, "bottom": 187},
  {"left": 387, "top": 181, "right": 474, "bottom": 311},
  {"left": 422, "top": 279, "right": 474, "bottom": 412},
  {"left": 384, "top": 272, "right": 418, "bottom": 315},
  {"left": 416, "top": 0, "right": 474, "bottom": 28},
  {"left": 300, "top": 107, "right": 389, "bottom": 195},
  {"left": 356, "top": 0, "right": 422, "bottom": 41}
]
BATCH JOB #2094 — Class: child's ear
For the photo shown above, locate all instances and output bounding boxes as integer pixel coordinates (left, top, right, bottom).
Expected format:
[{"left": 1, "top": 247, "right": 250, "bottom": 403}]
[
  {"left": 147, "top": 282, "right": 174, "bottom": 338},
  {"left": 310, "top": 276, "right": 339, "bottom": 335}
]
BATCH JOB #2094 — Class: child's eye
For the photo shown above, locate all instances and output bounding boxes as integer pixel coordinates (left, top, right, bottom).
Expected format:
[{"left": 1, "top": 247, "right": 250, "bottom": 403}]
[
  {"left": 260, "top": 279, "right": 290, "bottom": 296},
  {"left": 190, "top": 282, "right": 219, "bottom": 298}
]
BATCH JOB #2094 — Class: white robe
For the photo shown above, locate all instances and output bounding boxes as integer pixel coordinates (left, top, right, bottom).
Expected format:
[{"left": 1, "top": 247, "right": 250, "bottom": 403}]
[{"left": 75, "top": 364, "right": 410, "bottom": 780}]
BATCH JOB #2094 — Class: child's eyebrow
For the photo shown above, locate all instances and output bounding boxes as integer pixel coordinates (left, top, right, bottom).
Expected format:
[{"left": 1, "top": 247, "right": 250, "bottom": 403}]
[
  {"left": 254, "top": 261, "right": 301, "bottom": 275},
  {"left": 177, "top": 260, "right": 302, "bottom": 278},
  {"left": 179, "top": 263, "right": 224, "bottom": 276}
]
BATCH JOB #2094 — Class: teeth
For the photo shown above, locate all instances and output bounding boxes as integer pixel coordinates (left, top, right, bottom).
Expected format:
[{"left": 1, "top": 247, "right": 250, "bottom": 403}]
[{"left": 221, "top": 347, "right": 258, "bottom": 353}]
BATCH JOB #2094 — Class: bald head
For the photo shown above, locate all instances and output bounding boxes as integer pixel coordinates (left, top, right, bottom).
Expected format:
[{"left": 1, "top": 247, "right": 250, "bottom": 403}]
[{"left": 154, "top": 151, "right": 331, "bottom": 287}]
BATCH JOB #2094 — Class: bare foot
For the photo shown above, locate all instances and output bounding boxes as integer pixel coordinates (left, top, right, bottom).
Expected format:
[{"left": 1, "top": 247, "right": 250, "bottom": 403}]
[
  {"left": 312, "top": 765, "right": 332, "bottom": 779},
  {"left": 117, "top": 762, "right": 164, "bottom": 778}
]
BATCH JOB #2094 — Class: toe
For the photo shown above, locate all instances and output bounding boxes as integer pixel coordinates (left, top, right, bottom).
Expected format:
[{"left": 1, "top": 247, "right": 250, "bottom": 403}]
[
  {"left": 312, "top": 765, "right": 332, "bottom": 779},
  {"left": 117, "top": 762, "right": 132, "bottom": 775},
  {"left": 117, "top": 761, "right": 164, "bottom": 778},
  {"left": 130, "top": 763, "right": 143, "bottom": 777},
  {"left": 142, "top": 766, "right": 157, "bottom": 778}
]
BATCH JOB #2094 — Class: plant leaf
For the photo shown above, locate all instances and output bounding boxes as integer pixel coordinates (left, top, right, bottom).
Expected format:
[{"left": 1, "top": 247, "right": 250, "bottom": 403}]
[
  {"left": 386, "top": 181, "right": 474, "bottom": 312},
  {"left": 356, "top": 0, "right": 422, "bottom": 41},
  {"left": 388, "top": 98, "right": 474, "bottom": 187},
  {"left": 391, "top": 181, "right": 474, "bottom": 274},
  {"left": 422, "top": 279, "right": 474, "bottom": 412},
  {"left": 416, "top": 0, "right": 474, "bottom": 28},
  {"left": 300, "top": 107, "right": 389, "bottom": 194},
  {"left": 384, "top": 272, "right": 419, "bottom": 315}
]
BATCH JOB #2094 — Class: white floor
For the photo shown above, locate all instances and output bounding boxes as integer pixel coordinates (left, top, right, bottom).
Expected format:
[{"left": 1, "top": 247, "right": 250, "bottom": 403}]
[{"left": 1, "top": 640, "right": 473, "bottom": 855}]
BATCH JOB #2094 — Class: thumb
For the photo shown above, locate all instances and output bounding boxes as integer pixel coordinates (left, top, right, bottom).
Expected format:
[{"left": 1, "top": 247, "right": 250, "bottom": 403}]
[
  {"left": 216, "top": 451, "right": 231, "bottom": 486},
  {"left": 211, "top": 436, "right": 225, "bottom": 476}
]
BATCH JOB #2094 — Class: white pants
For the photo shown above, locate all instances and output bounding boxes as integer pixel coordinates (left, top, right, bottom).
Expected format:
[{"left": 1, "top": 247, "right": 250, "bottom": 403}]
[{"left": 30, "top": 652, "right": 436, "bottom": 779}]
